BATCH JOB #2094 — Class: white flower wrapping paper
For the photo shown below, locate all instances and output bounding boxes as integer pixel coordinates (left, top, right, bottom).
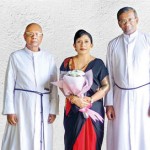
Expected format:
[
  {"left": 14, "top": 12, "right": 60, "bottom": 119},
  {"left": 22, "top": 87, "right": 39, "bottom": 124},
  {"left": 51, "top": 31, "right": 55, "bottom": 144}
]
[{"left": 59, "top": 70, "right": 93, "bottom": 97}]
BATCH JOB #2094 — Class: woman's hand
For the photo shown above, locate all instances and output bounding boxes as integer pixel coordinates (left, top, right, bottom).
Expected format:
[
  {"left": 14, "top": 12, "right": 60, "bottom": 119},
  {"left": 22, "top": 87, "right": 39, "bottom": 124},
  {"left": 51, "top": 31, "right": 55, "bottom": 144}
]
[
  {"left": 83, "top": 96, "right": 93, "bottom": 103},
  {"left": 68, "top": 95, "right": 90, "bottom": 108}
]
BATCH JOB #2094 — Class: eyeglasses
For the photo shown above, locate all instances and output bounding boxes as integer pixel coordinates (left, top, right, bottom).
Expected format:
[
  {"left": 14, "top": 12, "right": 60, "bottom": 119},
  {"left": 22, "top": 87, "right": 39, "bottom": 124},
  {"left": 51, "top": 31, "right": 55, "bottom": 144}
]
[
  {"left": 25, "top": 32, "right": 43, "bottom": 37},
  {"left": 118, "top": 18, "right": 136, "bottom": 25}
]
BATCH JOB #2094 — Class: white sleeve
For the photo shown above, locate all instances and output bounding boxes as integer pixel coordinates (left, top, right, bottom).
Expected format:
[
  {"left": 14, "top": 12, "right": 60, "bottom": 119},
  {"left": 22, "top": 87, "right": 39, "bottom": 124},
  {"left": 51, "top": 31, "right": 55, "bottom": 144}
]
[
  {"left": 104, "top": 42, "right": 115, "bottom": 106},
  {"left": 49, "top": 57, "right": 59, "bottom": 115},
  {"left": 2, "top": 54, "right": 16, "bottom": 115}
]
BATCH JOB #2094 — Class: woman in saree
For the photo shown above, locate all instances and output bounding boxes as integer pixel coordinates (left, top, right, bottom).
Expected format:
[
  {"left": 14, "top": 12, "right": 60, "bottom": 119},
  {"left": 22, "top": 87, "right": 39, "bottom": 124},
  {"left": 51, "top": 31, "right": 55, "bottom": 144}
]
[{"left": 60, "top": 29, "right": 110, "bottom": 150}]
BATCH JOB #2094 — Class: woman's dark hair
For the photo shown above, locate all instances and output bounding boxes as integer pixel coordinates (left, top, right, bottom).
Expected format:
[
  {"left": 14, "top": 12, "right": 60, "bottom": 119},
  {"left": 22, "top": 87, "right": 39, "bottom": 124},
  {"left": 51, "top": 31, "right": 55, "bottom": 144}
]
[
  {"left": 74, "top": 29, "right": 93, "bottom": 44},
  {"left": 117, "top": 7, "right": 138, "bottom": 21}
]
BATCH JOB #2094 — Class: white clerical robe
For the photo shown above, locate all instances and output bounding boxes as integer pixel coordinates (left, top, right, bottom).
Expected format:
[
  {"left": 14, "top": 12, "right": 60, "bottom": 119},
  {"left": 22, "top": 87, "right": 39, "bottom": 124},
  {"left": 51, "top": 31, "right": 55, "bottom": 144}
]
[
  {"left": 2, "top": 47, "right": 59, "bottom": 150},
  {"left": 105, "top": 31, "right": 150, "bottom": 150}
]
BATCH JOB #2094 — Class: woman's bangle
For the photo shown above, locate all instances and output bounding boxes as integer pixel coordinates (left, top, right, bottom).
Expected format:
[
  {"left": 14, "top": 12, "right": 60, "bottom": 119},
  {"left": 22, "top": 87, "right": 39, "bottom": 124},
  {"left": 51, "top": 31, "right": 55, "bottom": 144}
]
[{"left": 90, "top": 96, "right": 94, "bottom": 103}]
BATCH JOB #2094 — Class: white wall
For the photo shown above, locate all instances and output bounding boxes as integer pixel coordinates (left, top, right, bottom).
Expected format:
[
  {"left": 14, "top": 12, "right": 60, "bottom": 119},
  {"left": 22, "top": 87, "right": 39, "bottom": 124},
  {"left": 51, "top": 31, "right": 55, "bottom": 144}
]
[{"left": 0, "top": 1, "right": 150, "bottom": 150}]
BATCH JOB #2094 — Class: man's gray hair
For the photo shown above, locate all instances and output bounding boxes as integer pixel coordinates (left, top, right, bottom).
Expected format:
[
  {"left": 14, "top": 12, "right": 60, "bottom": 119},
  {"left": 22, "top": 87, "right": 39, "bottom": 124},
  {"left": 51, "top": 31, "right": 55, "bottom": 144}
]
[{"left": 117, "top": 7, "right": 138, "bottom": 21}]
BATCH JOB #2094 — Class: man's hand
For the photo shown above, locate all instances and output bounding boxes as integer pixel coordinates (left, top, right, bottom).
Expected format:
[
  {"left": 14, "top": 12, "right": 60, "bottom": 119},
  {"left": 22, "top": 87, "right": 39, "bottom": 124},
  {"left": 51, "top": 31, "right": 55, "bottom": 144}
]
[
  {"left": 7, "top": 114, "right": 18, "bottom": 126},
  {"left": 106, "top": 106, "right": 115, "bottom": 120},
  {"left": 48, "top": 114, "right": 56, "bottom": 124}
]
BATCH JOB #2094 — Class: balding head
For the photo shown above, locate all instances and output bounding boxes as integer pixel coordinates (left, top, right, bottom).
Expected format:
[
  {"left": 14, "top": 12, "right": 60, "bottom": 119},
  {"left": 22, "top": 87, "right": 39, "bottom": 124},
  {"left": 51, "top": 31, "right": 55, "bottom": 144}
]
[{"left": 24, "top": 23, "right": 43, "bottom": 33}]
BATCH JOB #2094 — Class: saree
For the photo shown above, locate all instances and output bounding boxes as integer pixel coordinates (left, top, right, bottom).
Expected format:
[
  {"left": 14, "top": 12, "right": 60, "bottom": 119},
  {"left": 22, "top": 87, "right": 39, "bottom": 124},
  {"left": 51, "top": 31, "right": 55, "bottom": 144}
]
[{"left": 60, "top": 57, "right": 108, "bottom": 150}]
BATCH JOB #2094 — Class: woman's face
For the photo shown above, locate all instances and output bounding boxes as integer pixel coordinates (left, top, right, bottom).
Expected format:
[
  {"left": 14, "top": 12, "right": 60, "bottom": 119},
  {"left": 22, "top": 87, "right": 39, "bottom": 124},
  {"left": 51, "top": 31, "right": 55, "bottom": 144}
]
[{"left": 73, "top": 35, "right": 93, "bottom": 55}]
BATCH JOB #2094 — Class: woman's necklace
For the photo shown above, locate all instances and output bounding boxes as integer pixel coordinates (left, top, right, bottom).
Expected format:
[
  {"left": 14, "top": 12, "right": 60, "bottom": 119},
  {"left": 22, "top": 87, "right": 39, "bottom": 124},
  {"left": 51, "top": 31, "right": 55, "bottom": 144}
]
[{"left": 74, "top": 56, "right": 92, "bottom": 71}]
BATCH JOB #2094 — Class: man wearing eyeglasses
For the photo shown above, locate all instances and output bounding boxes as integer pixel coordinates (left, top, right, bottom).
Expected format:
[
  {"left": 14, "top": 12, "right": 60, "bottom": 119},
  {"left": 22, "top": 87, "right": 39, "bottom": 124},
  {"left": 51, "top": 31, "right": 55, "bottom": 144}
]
[
  {"left": 105, "top": 7, "right": 150, "bottom": 150},
  {"left": 1, "top": 23, "right": 59, "bottom": 150}
]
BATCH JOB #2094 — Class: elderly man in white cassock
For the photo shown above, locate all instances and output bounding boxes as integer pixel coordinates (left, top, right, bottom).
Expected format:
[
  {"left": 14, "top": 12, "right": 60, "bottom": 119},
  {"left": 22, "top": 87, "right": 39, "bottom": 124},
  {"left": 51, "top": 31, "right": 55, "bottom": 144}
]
[
  {"left": 1, "top": 23, "right": 59, "bottom": 150},
  {"left": 105, "top": 7, "right": 150, "bottom": 150}
]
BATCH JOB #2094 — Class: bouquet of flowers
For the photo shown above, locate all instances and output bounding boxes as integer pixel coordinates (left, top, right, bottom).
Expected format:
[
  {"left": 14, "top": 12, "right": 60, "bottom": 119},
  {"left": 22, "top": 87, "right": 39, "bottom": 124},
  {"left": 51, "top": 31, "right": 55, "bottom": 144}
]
[{"left": 51, "top": 70, "right": 103, "bottom": 122}]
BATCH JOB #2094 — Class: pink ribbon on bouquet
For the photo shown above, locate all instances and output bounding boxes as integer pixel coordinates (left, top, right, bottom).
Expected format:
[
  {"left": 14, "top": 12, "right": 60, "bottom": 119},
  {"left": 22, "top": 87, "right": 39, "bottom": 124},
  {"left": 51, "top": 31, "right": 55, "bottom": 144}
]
[{"left": 79, "top": 104, "right": 104, "bottom": 123}]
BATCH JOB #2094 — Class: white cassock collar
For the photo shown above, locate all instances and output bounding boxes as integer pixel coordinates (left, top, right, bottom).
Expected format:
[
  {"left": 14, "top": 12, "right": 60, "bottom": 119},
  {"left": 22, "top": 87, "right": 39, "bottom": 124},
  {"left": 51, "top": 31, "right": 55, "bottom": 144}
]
[
  {"left": 24, "top": 46, "right": 42, "bottom": 57},
  {"left": 123, "top": 30, "right": 138, "bottom": 44}
]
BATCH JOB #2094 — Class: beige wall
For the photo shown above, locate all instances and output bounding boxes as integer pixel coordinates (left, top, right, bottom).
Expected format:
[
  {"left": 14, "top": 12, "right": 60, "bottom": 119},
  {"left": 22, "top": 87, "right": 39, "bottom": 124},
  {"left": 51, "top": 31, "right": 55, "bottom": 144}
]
[{"left": 0, "top": 1, "right": 150, "bottom": 149}]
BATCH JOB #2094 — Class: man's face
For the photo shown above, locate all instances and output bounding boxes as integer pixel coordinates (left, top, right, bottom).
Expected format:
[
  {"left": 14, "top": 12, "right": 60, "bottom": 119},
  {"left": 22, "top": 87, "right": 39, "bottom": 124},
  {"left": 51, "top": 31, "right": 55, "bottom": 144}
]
[
  {"left": 118, "top": 10, "right": 138, "bottom": 35},
  {"left": 24, "top": 24, "right": 43, "bottom": 51}
]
